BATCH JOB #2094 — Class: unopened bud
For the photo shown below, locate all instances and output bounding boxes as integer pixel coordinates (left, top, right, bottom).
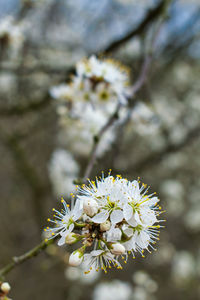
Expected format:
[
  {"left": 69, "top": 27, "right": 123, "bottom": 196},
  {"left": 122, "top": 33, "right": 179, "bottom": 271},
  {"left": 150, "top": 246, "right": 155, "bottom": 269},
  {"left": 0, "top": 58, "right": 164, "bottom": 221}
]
[
  {"left": 83, "top": 198, "right": 98, "bottom": 217},
  {"left": 110, "top": 243, "right": 125, "bottom": 255},
  {"left": 69, "top": 251, "right": 83, "bottom": 267},
  {"left": 65, "top": 233, "right": 79, "bottom": 245},
  {"left": 100, "top": 220, "right": 111, "bottom": 232},
  {"left": 1, "top": 282, "right": 11, "bottom": 294}
]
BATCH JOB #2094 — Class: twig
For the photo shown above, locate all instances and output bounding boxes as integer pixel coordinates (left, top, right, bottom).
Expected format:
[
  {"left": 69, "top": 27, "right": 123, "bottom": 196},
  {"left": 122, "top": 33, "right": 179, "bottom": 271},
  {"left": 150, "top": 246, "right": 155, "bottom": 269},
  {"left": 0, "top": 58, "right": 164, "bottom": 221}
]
[
  {"left": 83, "top": 103, "right": 121, "bottom": 182},
  {"left": 82, "top": 2, "right": 172, "bottom": 182},
  {"left": 104, "top": 0, "right": 167, "bottom": 54},
  {"left": 0, "top": 239, "right": 53, "bottom": 280}
]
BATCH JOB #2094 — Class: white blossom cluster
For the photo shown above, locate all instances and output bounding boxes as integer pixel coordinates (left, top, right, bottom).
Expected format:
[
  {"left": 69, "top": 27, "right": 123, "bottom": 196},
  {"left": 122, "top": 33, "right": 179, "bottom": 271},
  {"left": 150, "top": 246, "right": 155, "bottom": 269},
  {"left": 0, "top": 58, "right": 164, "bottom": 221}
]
[
  {"left": 44, "top": 173, "right": 164, "bottom": 273},
  {"left": 50, "top": 55, "right": 129, "bottom": 107},
  {"left": 50, "top": 56, "right": 130, "bottom": 157}
]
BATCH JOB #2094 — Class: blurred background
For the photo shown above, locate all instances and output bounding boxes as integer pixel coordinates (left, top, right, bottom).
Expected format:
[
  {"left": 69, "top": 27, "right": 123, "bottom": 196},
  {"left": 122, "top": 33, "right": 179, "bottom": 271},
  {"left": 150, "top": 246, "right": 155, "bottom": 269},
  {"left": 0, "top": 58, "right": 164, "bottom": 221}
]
[{"left": 0, "top": 0, "right": 200, "bottom": 299}]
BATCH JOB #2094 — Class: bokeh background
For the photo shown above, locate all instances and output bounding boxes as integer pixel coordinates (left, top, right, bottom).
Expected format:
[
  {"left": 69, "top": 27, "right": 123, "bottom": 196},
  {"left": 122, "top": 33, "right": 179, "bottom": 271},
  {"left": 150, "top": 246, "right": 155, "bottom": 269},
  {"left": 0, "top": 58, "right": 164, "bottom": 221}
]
[{"left": 0, "top": 0, "right": 200, "bottom": 299}]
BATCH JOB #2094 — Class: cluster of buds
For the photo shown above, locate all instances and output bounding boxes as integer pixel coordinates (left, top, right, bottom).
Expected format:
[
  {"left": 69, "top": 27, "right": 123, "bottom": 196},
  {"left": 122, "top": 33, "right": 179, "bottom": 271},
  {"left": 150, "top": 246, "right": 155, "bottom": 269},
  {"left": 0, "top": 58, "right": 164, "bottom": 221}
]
[
  {"left": 44, "top": 172, "right": 165, "bottom": 273},
  {"left": 0, "top": 282, "right": 11, "bottom": 300}
]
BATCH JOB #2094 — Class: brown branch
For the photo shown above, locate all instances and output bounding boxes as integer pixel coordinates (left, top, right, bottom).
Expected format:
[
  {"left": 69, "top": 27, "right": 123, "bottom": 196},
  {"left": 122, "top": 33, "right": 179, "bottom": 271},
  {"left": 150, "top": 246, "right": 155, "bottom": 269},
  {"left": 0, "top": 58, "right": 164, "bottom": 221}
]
[
  {"left": 83, "top": 103, "right": 121, "bottom": 182},
  {"left": 0, "top": 239, "right": 53, "bottom": 280},
  {"left": 82, "top": 3, "right": 170, "bottom": 182},
  {"left": 104, "top": 0, "right": 167, "bottom": 54}
]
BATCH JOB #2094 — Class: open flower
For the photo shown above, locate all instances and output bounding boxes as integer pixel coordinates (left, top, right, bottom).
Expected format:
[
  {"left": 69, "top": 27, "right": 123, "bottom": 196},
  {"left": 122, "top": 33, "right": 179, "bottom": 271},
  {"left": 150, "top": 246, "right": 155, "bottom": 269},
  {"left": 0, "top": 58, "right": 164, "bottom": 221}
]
[
  {"left": 123, "top": 180, "right": 159, "bottom": 227},
  {"left": 78, "top": 176, "right": 126, "bottom": 225},
  {"left": 44, "top": 198, "right": 82, "bottom": 246},
  {"left": 82, "top": 250, "right": 122, "bottom": 274}
]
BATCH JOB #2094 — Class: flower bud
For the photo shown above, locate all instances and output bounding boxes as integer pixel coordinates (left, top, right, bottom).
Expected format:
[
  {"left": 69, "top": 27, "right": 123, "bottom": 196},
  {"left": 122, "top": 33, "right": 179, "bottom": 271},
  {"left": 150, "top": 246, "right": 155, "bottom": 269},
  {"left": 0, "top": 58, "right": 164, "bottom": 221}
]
[
  {"left": 69, "top": 251, "right": 83, "bottom": 267},
  {"left": 1, "top": 282, "right": 11, "bottom": 294},
  {"left": 110, "top": 243, "right": 125, "bottom": 255},
  {"left": 65, "top": 232, "right": 79, "bottom": 245},
  {"left": 83, "top": 198, "right": 98, "bottom": 217},
  {"left": 100, "top": 220, "right": 111, "bottom": 232}
]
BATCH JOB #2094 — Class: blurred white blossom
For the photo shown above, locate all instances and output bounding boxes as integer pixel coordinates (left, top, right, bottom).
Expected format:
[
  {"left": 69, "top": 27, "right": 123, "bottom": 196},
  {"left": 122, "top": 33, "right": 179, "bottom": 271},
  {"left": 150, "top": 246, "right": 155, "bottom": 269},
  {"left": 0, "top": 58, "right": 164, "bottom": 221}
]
[
  {"left": 172, "top": 251, "right": 196, "bottom": 286},
  {"left": 160, "top": 180, "right": 185, "bottom": 217},
  {"left": 48, "top": 149, "right": 79, "bottom": 196},
  {"left": 93, "top": 280, "right": 132, "bottom": 300},
  {"left": 133, "top": 271, "right": 158, "bottom": 293}
]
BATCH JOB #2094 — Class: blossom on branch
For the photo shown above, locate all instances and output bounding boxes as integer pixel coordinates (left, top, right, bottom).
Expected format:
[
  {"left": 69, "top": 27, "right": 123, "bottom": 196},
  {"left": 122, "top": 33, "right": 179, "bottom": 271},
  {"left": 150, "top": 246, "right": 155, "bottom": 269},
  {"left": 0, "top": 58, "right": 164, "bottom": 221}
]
[
  {"left": 44, "top": 172, "right": 165, "bottom": 273},
  {"left": 49, "top": 56, "right": 130, "bottom": 158}
]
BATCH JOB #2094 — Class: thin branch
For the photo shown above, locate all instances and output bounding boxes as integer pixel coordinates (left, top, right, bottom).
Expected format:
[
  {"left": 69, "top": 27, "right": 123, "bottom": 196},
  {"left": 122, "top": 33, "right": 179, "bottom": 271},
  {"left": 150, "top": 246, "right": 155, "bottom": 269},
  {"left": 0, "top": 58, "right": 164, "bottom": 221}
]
[
  {"left": 0, "top": 1, "right": 169, "bottom": 75},
  {"left": 83, "top": 103, "right": 121, "bottom": 182},
  {"left": 0, "top": 239, "right": 53, "bottom": 280},
  {"left": 104, "top": 0, "right": 167, "bottom": 54},
  {"left": 82, "top": 2, "right": 171, "bottom": 182}
]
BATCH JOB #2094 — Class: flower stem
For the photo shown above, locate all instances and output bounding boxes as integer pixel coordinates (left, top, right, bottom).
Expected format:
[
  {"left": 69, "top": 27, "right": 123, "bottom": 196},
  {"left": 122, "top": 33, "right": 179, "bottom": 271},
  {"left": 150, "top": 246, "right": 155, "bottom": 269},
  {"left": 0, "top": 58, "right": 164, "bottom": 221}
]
[{"left": 0, "top": 239, "right": 53, "bottom": 280}]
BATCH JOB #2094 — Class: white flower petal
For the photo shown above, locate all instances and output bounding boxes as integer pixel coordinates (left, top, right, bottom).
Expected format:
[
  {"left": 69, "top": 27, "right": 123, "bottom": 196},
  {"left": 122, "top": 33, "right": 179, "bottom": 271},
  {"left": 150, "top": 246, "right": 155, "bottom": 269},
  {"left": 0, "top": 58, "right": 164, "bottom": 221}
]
[
  {"left": 140, "top": 208, "right": 157, "bottom": 226},
  {"left": 68, "top": 223, "right": 74, "bottom": 232},
  {"left": 91, "top": 250, "right": 104, "bottom": 256},
  {"left": 57, "top": 234, "right": 66, "bottom": 246},
  {"left": 127, "top": 215, "right": 138, "bottom": 226},
  {"left": 127, "top": 211, "right": 141, "bottom": 226},
  {"left": 145, "top": 196, "right": 159, "bottom": 207},
  {"left": 136, "top": 231, "right": 150, "bottom": 249},
  {"left": 73, "top": 200, "right": 83, "bottom": 220},
  {"left": 91, "top": 211, "right": 109, "bottom": 223},
  {"left": 110, "top": 210, "right": 124, "bottom": 224},
  {"left": 123, "top": 236, "right": 136, "bottom": 251},
  {"left": 123, "top": 204, "right": 133, "bottom": 221},
  {"left": 123, "top": 227, "right": 133, "bottom": 237},
  {"left": 106, "top": 227, "right": 122, "bottom": 242},
  {"left": 134, "top": 211, "right": 142, "bottom": 225}
]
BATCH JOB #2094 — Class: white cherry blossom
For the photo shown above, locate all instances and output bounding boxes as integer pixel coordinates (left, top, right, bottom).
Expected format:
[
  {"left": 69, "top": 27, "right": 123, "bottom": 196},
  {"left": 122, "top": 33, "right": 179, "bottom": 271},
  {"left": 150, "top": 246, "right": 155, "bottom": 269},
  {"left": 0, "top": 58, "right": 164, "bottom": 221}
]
[
  {"left": 44, "top": 198, "right": 82, "bottom": 246},
  {"left": 45, "top": 173, "right": 164, "bottom": 273}
]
